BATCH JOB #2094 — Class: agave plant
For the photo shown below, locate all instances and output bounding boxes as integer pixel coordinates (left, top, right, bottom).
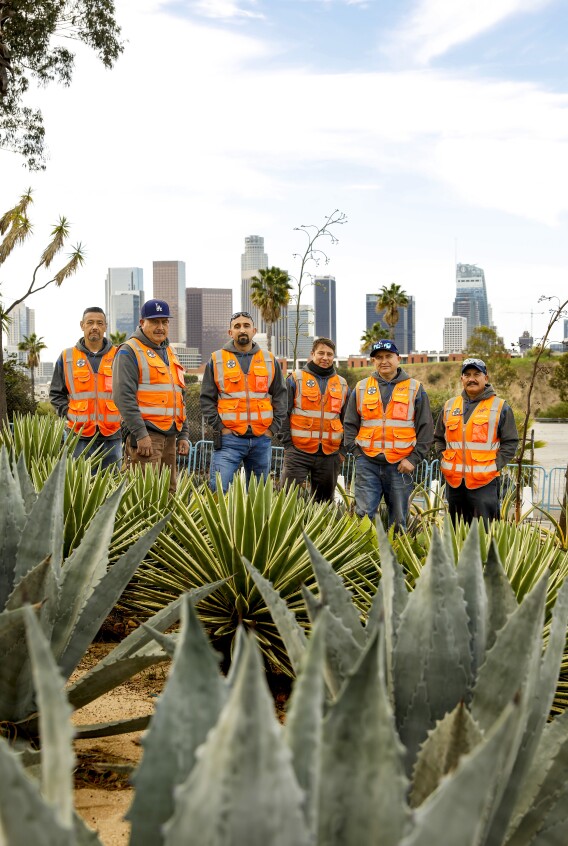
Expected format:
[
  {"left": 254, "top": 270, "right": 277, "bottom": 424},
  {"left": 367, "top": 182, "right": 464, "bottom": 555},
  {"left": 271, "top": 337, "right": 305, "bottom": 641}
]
[
  {"left": 121, "top": 473, "right": 380, "bottom": 672},
  {"left": 0, "top": 446, "right": 217, "bottom": 739}
]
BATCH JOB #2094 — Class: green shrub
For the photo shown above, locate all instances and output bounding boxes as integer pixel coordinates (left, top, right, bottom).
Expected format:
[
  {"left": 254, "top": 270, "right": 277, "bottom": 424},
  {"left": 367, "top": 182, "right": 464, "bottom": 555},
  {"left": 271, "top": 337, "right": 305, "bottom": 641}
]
[{"left": 538, "top": 401, "right": 568, "bottom": 419}]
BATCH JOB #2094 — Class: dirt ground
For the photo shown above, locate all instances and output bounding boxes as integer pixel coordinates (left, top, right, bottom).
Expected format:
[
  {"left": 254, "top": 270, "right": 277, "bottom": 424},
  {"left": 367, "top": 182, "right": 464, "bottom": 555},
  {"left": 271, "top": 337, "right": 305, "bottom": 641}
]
[{"left": 71, "top": 644, "right": 169, "bottom": 845}]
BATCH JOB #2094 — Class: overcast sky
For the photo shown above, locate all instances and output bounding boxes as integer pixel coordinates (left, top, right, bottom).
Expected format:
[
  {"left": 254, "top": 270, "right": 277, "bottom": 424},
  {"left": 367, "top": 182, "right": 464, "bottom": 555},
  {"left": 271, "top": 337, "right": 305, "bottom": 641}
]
[{"left": 1, "top": 0, "right": 567, "bottom": 362}]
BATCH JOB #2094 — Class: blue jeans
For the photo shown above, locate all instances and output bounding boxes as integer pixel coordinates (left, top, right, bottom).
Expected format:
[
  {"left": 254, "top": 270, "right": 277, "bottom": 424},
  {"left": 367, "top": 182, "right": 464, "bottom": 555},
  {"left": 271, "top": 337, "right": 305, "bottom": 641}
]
[
  {"left": 210, "top": 433, "right": 272, "bottom": 493},
  {"left": 71, "top": 435, "right": 123, "bottom": 471},
  {"left": 354, "top": 454, "right": 413, "bottom": 530}
]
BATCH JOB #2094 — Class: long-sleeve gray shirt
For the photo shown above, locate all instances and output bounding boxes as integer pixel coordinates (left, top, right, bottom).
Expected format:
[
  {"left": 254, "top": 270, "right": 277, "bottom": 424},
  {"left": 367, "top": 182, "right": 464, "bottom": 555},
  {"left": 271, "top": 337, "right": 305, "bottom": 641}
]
[
  {"left": 343, "top": 367, "right": 434, "bottom": 468},
  {"left": 112, "top": 327, "right": 189, "bottom": 442},
  {"left": 200, "top": 341, "right": 288, "bottom": 436},
  {"left": 434, "top": 386, "right": 518, "bottom": 471}
]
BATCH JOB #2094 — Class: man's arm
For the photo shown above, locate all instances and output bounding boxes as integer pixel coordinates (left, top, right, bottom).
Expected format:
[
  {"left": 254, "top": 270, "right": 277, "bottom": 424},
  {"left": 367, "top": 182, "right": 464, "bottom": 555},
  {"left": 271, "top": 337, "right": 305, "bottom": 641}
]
[
  {"left": 496, "top": 404, "right": 519, "bottom": 470},
  {"left": 49, "top": 355, "right": 68, "bottom": 419},
  {"left": 279, "top": 375, "right": 297, "bottom": 448},
  {"left": 268, "top": 359, "right": 288, "bottom": 435},
  {"left": 342, "top": 390, "right": 361, "bottom": 453},
  {"left": 433, "top": 407, "right": 448, "bottom": 457},
  {"left": 406, "top": 387, "right": 434, "bottom": 468},
  {"left": 112, "top": 346, "right": 149, "bottom": 442},
  {"left": 199, "top": 359, "right": 223, "bottom": 433}
]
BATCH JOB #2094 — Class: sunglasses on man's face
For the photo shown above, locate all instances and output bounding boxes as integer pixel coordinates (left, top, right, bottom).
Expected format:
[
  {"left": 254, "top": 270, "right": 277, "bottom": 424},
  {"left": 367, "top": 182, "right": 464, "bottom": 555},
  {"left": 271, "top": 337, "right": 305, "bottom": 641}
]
[{"left": 230, "top": 311, "right": 253, "bottom": 322}]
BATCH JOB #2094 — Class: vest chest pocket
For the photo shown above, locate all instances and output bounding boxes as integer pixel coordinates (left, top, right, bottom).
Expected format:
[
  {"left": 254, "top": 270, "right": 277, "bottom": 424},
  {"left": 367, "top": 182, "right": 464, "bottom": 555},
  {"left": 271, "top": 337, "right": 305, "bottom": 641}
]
[
  {"left": 471, "top": 410, "right": 490, "bottom": 442},
  {"left": 103, "top": 376, "right": 113, "bottom": 392},
  {"left": 292, "top": 415, "right": 313, "bottom": 430},
  {"left": 254, "top": 375, "right": 268, "bottom": 392},
  {"left": 329, "top": 396, "right": 342, "bottom": 413},
  {"left": 391, "top": 401, "right": 409, "bottom": 420},
  {"left": 218, "top": 398, "right": 240, "bottom": 414},
  {"left": 139, "top": 390, "right": 169, "bottom": 407},
  {"left": 72, "top": 371, "right": 91, "bottom": 390}
]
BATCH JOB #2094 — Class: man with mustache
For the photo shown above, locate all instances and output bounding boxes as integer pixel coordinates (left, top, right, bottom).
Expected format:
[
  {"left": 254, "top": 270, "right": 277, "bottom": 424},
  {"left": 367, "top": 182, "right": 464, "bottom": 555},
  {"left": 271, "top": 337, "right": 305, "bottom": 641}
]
[
  {"left": 50, "top": 306, "right": 122, "bottom": 469},
  {"left": 343, "top": 339, "right": 433, "bottom": 530},
  {"left": 112, "top": 299, "right": 189, "bottom": 492},
  {"left": 434, "top": 358, "right": 518, "bottom": 525},
  {"left": 200, "top": 311, "right": 287, "bottom": 492}
]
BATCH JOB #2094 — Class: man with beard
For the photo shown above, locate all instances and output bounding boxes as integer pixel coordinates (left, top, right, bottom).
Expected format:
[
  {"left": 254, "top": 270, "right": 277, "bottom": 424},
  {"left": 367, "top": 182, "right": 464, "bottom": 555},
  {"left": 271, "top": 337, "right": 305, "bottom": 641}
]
[
  {"left": 343, "top": 339, "right": 433, "bottom": 530},
  {"left": 50, "top": 307, "right": 122, "bottom": 469},
  {"left": 279, "top": 337, "right": 349, "bottom": 502},
  {"left": 434, "top": 358, "right": 518, "bottom": 526},
  {"left": 200, "top": 311, "right": 287, "bottom": 493},
  {"left": 112, "top": 299, "right": 190, "bottom": 493}
]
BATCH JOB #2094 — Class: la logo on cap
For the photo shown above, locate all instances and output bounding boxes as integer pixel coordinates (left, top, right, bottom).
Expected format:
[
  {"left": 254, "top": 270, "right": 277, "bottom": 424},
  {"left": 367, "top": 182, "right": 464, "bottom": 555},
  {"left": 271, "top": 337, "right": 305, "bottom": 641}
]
[{"left": 156, "top": 304, "right": 163, "bottom": 312}]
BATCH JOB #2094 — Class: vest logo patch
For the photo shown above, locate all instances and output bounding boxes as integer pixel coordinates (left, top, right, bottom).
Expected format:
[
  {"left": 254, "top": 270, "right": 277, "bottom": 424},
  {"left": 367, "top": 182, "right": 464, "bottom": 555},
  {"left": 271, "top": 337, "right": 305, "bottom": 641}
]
[
  {"left": 227, "top": 359, "right": 237, "bottom": 368},
  {"left": 306, "top": 379, "right": 316, "bottom": 387},
  {"left": 452, "top": 408, "right": 461, "bottom": 416},
  {"left": 146, "top": 351, "right": 156, "bottom": 358},
  {"left": 76, "top": 358, "right": 86, "bottom": 367},
  {"left": 367, "top": 386, "right": 377, "bottom": 394}
]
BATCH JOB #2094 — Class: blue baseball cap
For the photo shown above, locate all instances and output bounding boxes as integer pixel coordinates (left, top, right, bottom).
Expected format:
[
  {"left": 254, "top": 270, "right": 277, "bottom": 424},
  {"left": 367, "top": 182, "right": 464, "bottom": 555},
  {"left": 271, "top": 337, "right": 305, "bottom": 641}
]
[
  {"left": 141, "top": 299, "right": 170, "bottom": 319},
  {"left": 370, "top": 339, "right": 399, "bottom": 357},
  {"left": 461, "top": 358, "right": 487, "bottom": 375}
]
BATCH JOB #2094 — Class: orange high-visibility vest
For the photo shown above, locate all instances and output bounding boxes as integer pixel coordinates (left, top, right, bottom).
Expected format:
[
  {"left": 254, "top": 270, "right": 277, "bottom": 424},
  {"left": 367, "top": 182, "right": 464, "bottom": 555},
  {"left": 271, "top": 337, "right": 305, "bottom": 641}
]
[
  {"left": 440, "top": 395, "right": 505, "bottom": 489},
  {"left": 211, "top": 349, "right": 275, "bottom": 436},
  {"left": 289, "top": 369, "right": 348, "bottom": 454},
  {"left": 354, "top": 377, "right": 420, "bottom": 462},
  {"left": 63, "top": 345, "right": 120, "bottom": 437},
  {"left": 125, "top": 339, "right": 186, "bottom": 432}
]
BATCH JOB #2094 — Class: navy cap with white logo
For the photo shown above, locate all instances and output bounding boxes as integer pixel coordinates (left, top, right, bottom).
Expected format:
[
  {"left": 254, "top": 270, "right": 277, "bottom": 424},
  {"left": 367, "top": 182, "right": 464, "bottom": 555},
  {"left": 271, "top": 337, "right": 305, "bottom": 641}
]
[
  {"left": 140, "top": 299, "right": 170, "bottom": 319},
  {"left": 370, "top": 339, "right": 399, "bottom": 357},
  {"left": 461, "top": 358, "right": 487, "bottom": 375}
]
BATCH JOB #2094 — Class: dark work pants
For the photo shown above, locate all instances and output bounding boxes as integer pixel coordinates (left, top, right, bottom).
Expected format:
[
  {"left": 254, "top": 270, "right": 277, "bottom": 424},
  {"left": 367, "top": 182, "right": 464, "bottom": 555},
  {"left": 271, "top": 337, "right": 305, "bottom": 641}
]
[
  {"left": 281, "top": 447, "right": 341, "bottom": 503},
  {"left": 446, "top": 478, "right": 500, "bottom": 528}
]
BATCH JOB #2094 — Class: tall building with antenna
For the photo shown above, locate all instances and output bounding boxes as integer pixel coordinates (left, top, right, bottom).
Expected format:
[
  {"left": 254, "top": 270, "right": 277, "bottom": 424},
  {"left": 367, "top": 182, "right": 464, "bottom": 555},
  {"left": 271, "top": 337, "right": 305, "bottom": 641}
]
[{"left": 452, "top": 264, "right": 490, "bottom": 341}]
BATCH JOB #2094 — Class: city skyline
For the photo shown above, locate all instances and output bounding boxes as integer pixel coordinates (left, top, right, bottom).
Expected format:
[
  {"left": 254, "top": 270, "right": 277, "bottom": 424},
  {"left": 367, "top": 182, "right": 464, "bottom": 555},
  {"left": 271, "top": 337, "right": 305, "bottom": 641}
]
[{"left": 2, "top": 1, "right": 567, "bottom": 361}]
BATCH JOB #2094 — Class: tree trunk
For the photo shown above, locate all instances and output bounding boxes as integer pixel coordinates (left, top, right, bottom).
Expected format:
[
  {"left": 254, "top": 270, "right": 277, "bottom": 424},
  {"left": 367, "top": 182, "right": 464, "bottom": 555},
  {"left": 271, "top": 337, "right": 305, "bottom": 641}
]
[
  {"left": 267, "top": 321, "right": 272, "bottom": 353},
  {"left": 0, "top": 323, "right": 7, "bottom": 426},
  {"left": 30, "top": 365, "right": 35, "bottom": 405}
]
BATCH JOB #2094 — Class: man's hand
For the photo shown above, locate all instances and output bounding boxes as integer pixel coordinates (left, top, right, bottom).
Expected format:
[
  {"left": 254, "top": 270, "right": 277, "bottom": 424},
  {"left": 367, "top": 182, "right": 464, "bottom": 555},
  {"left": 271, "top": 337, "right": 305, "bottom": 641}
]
[
  {"left": 397, "top": 458, "right": 414, "bottom": 475},
  {"left": 177, "top": 439, "right": 190, "bottom": 456},
  {"left": 136, "top": 435, "right": 153, "bottom": 457}
]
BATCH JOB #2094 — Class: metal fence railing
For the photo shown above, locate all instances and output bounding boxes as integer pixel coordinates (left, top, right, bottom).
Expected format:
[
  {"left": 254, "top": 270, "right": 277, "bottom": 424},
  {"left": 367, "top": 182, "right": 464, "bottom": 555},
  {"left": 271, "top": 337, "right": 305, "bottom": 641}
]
[{"left": 180, "top": 442, "right": 566, "bottom": 517}]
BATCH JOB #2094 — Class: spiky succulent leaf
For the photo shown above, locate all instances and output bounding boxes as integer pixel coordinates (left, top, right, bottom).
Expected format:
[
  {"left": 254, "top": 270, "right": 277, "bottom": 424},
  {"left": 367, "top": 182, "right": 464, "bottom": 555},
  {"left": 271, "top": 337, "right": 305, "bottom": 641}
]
[
  {"left": 163, "top": 634, "right": 310, "bottom": 846},
  {"left": 401, "top": 701, "right": 521, "bottom": 846},
  {"left": 304, "top": 535, "right": 366, "bottom": 647},
  {"left": 410, "top": 702, "right": 483, "bottom": 807},
  {"left": 0, "top": 605, "right": 35, "bottom": 721},
  {"left": 285, "top": 611, "right": 327, "bottom": 838},
  {"left": 244, "top": 558, "right": 307, "bottom": 675},
  {"left": 24, "top": 606, "right": 74, "bottom": 830},
  {"left": 14, "top": 450, "right": 38, "bottom": 513},
  {"left": 128, "top": 597, "right": 227, "bottom": 846},
  {"left": 456, "top": 520, "right": 487, "bottom": 682},
  {"left": 318, "top": 630, "right": 410, "bottom": 846},
  {"left": 14, "top": 458, "right": 65, "bottom": 582},
  {"left": 5, "top": 557, "right": 51, "bottom": 610},
  {"left": 376, "top": 521, "right": 408, "bottom": 696},
  {"left": 393, "top": 529, "right": 472, "bottom": 768},
  {"left": 484, "top": 540, "right": 518, "bottom": 652},
  {"left": 0, "top": 448, "right": 27, "bottom": 609}
]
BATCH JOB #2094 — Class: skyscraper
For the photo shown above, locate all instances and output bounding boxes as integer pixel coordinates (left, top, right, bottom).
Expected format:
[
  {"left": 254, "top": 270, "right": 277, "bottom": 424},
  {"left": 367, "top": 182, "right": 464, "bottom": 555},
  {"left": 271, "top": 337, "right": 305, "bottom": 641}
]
[
  {"left": 153, "top": 261, "right": 186, "bottom": 344},
  {"left": 288, "top": 304, "right": 315, "bottom": 359},
  {"left": 452, "top": 264, "right": 490, "bottom": 341},
  {"left": 443, "top": 316, "right": 467, "bottom": 353},
  {"left": 6, "top": 303, "right": 35, "bottom": 364},
  {"left": 314, "top": 275, "right": 336, "bottom": 340},
  {"left": 105, "top": 267, "right": 144, "bottom": 336},
  {"left": 366, "top": 294, "right": 416, "bottom": 355},
  {"left": 186, "top": 287, "right": 233, "bottom": 362},
  {"left": 240, "top": 235, "right": 288, "bottom": 357}
]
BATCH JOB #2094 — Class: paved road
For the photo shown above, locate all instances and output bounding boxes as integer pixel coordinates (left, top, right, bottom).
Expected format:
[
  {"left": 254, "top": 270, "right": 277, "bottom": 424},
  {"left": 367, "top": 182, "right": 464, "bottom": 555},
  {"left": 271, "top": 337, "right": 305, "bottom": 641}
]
[{"left": 527, "top": 422, "right": 568, "bottom": 471}]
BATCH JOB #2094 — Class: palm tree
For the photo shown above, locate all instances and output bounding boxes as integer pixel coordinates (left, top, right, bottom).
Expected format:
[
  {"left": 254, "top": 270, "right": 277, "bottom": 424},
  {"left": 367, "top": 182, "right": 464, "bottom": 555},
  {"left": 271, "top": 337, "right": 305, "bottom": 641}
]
[
  {"left": 376, "top": 283, "right": 409, "bottom": 335},
  {"left": 110, "top": 330, "right": 127, "bottom": 345},
  {"left": 250, "top": 266, "right": 292, "bottom": 353},
  {"left": 18, "top": 332, "right": 47, "bottom": 402},
  {"left": 360, "top": 321, "right": 391, "bottom": 353}
]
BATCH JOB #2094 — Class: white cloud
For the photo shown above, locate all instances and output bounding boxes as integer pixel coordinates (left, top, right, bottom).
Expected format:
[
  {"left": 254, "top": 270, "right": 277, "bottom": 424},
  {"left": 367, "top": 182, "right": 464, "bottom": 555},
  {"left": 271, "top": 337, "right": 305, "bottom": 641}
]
[{"left": 386, "top": 0, "right": 553, "bottom": 65}]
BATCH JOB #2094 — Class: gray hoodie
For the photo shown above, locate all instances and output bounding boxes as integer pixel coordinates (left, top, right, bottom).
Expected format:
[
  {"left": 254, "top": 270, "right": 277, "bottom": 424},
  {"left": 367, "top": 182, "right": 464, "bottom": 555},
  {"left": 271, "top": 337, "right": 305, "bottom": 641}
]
[
  {"left": 112, "top": 327, "right": 189, "bottom": 442},
  {"left": 434, "top": 385, "right": 518, "bottom": 471},
  {"left": 343, "top": 367, "right": 434, "bottom": 467}
]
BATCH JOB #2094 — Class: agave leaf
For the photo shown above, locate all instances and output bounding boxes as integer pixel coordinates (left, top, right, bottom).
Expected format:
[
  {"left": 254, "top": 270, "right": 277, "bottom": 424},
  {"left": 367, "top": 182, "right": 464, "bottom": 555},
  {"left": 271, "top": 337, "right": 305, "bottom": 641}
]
[
  {"left": 163, "top": 634, "right": 310, "bottom": 846},
  {"left": 394, "top": 529, "right": 472, "bottom": 769},
  {"left": 441, "top": 512, "right": 458, "bottom": 564},
  {"left": 67, "top": 647, "right": 168, "bottom": 711},
  {"left": 73, "top": 716, "right": 151, "bottom": 739},
  {"left": 57, "top": 516, "right": 170, "bottom": 679},
  {"left": 244, "top": 559, "right": 307, "bottom": 675},
  {"left": 0, "top": 447, "right": 27, "bottom": 609},
  {"left": 504, "top": 710, "right": 568, "bottom": 846},
  {"left": 285, "top": 611, "right": 327, "bottom": 838},
  {"left": 14, "top": 449, "right": 37, "bottom": 513},
  {"left": 302, "top": 585, "right": 363, "bottom": 697},
  {"left": 456, "top": 520, "right": 487, "bottom": 681},
  {"left": 0, "top": 738, "right": 74, "bottom": 846},
  {"left": 318, "top": 630, "right": 410, "bottom": 846},
  {"left": 484, "top": 540, "right": 518, "bottom": 652},
  {"left": 472, "top": 576, "right": 547, "bottom": 733},
  {"left": 304, "top": 534, "right": 367, "bottom": 647},
  {"left": 5, "top": 556, "right": 52, "bottom": 610},
  {"left": 225, "top": 624, "right": 248, "bottom": 689},
  {"left": 376, "top": 522, "right": 408, "bottom": 695},
  {"left": 0, "top": 605, "right": 35, "bottom": 722},
  {"left": 401, "top": 701, "right": 521, "bottom": 846},
  {"left": 73, "top": 810, "right": 105, "bottom": 844},
  {"left": 15, "top": 457, "right": 65, "bottom": 583},
  {"left": 50, "top": 486, "right": 124, "bottom": 662},
  {"left": 410, "top": 702, "right": 483, "bottom": 807},
  {"left": 24, "top": 606, "right": 74, "bottom": 830},
  {"left": 128, "top": 597, "right": 227, "bottom": 846}
]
